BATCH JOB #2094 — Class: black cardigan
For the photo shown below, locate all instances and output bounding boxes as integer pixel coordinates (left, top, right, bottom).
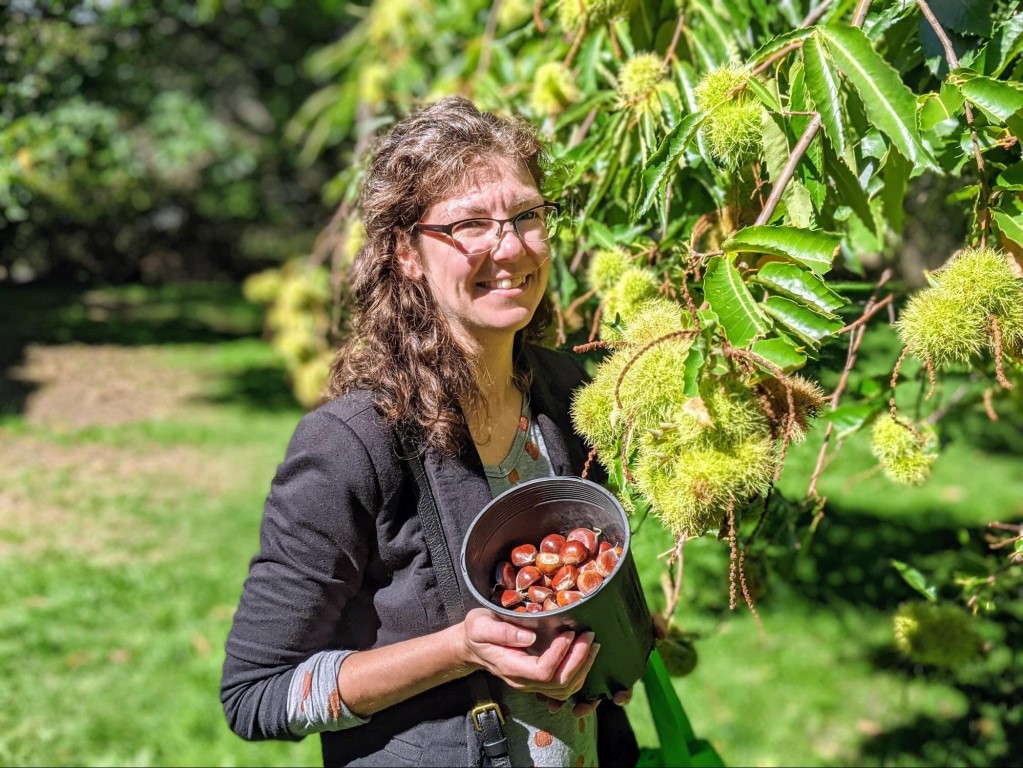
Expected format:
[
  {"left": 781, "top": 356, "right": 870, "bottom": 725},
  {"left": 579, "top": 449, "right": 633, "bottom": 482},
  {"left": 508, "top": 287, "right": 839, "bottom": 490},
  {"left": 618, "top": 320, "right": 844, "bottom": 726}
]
[{"left": 220, "top": 345, "right": 638, "bottom": 766}]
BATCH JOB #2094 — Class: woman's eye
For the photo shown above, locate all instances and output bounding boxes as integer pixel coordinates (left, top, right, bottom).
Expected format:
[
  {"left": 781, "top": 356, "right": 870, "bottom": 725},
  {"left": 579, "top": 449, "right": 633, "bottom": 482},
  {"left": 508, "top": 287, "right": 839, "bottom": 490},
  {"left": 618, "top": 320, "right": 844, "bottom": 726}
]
[
  {"left": 517, "top": 211, "right": 539, "bottom": 221},
  {"left": 457, "top": 220, "right": 490, "bottom": 234}
]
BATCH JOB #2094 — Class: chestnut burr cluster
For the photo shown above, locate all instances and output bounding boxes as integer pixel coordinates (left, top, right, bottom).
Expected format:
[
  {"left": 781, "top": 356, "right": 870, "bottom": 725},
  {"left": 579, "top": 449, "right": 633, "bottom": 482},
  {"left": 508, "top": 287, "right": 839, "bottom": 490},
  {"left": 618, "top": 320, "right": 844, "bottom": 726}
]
[{"left": 490, "top": 527, "right": 622, "bottom": 613}]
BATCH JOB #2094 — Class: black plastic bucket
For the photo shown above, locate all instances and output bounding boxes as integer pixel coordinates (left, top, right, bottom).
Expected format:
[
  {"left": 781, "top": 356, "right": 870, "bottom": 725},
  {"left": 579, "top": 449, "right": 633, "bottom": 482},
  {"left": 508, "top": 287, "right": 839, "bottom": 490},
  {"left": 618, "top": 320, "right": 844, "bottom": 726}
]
[{"left": 460, "top": 476, "right": 654, "bottom": 700}]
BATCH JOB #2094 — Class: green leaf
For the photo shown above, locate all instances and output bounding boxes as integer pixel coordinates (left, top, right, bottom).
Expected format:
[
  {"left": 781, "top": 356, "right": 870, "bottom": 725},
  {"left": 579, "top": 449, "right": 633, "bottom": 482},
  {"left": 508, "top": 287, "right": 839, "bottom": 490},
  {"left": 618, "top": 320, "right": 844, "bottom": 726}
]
[
  {"left": 956, "top": 72, "right": 1023, "bottom": 123},
  {"left": 746, "top": 75, "right": 782, "bottom": 113},
  {"left": 682, "top": 345, "right": 705, "bottom": 398},
  {"left": 823, "top": 403, "right": 873, "bottom": 439},
  {"left": 748, "top": 27, "right": 813, "bottom": 69},
  {"left": 820, "top": 24, "right": 938, "bottom": 170},
  {"left": 749, "top": 335, "right": 807, "bottom": 372},
  {"left": 702, "top": 256, "right": 771, "bottom": 348},
  {"left": 880, "top": 146, "right": 911, "bottom": 234},
  {"left": 751, "top": 261, "right": 846, "bottom": 314},
  {"left": 634, "top": 112, "right": 705, "bottom": 219},
  {"left": 822, "top": 140, "right": 874, "bottom": 231},
  {"left": 891, "top": 560, "right": 938, "bottom": 602},
  {"left": 785, "top": 179, "right": 814, "bottom": 229},
  {"left": 722, "top": 225, "right": 841, "bottom": 275},
  {"left": 760, "top": 295, "right": 844, "bottom": 346},
  {"left": 997, "top": 163, "right": 1023, "bottom": 190},
  {"left": 803, "top": 34, "right": 847, "bottom": 158},
  {"left": 993, "top": 210, "right": 1023, "bottom": 248}
]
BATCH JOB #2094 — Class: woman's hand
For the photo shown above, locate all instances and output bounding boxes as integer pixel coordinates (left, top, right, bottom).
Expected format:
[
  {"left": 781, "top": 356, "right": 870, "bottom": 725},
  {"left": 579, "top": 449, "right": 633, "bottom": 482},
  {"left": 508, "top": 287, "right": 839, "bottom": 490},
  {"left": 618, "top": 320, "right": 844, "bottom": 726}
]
[{"left": 457, "top": 608, "right": 600, "bottom": 702}]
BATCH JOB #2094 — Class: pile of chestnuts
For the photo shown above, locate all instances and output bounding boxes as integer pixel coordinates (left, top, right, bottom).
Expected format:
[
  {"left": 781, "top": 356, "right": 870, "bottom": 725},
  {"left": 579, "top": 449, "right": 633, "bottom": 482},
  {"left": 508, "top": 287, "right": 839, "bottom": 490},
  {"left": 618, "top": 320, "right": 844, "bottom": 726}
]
[{"left": 490, "top": 527, "right": 622, "bottom": 613}]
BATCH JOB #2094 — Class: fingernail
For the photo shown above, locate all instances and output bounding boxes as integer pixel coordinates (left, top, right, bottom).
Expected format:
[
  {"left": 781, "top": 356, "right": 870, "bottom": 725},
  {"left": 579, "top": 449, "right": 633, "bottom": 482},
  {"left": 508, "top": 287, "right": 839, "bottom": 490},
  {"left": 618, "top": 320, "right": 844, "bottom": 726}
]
[
  {"left": 517, "top": 629, "right": 535, "bottom": 644},
  {"left": 582, "top": 631, "right": 596, "bottom": 644}
]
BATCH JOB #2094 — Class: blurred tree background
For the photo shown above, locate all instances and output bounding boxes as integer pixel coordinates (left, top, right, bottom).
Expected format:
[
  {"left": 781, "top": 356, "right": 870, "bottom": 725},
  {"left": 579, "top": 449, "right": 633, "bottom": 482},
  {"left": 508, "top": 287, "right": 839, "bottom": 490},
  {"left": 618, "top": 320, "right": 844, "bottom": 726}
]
[
  {"left": 1, "top": 1, "right": 1021, "bottom": 766},
  {"left": 1, "top": 0, "right": 353, "bottom": 284}
]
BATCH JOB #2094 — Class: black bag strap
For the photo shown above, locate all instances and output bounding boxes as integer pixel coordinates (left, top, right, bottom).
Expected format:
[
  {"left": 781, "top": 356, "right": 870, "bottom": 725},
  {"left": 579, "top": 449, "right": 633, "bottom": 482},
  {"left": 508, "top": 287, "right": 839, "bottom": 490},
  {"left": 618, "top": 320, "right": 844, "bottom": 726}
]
[{"left": 404, "top": 445, "right": 512, "bottom": 768}]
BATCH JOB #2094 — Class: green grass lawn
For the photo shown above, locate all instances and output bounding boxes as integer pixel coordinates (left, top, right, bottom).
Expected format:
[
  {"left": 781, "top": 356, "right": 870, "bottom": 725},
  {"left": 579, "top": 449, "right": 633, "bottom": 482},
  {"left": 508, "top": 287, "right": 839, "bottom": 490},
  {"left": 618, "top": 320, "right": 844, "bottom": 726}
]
[{"left": 1, "top": 283, "right": 1019, "bottom": 766}]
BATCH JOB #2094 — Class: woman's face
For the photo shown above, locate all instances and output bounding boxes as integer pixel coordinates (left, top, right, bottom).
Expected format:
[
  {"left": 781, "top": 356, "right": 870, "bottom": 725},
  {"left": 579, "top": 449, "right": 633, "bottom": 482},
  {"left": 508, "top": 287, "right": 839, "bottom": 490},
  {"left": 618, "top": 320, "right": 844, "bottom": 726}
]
[{"left": 401, "top": 155, "right": 552, "bottom": 349}]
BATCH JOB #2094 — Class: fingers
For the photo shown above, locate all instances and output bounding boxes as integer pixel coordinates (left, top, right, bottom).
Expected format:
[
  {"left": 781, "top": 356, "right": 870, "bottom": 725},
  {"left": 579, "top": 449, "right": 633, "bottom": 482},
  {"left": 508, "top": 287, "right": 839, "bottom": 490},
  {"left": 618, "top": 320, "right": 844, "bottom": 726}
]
[
  {"left": 571, "top": 698, "right": 601, "bottom": 718},
  {"left": 612, "top": 688, "right": 632, "bottom": 706},
  {"left": 463, "top": 608, "right": 537, "bottom": 649}
]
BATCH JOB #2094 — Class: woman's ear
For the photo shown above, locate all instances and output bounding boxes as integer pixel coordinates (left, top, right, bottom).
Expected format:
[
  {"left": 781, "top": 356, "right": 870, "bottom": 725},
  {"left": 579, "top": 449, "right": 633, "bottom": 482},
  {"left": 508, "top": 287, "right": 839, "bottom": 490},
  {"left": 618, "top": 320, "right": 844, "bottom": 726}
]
[{"left": 394, "top": 238, "right": 425, "bottom": 280}]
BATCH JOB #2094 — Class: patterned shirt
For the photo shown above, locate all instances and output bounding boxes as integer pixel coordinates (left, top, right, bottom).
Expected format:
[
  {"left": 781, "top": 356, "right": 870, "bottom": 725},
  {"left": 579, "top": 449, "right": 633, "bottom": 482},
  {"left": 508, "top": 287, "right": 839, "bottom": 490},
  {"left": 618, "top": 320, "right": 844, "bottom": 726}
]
[{"left": 481, "top": 394, "right": 599, "bottom": 768}]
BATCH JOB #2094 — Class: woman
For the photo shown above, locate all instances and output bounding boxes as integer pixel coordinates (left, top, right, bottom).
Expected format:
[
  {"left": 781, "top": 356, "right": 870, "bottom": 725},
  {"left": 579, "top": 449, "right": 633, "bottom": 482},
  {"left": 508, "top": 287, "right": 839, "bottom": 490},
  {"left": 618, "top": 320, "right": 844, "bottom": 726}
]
[{"left": 221, "top": 97, "right": 639, "bottom": 767}]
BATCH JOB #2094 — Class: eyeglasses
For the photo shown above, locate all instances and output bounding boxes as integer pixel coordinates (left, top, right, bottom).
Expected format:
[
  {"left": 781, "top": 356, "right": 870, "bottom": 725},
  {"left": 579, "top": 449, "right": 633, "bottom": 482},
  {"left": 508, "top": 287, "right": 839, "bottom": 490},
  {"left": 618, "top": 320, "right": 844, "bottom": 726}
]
[{"left": 414, "top": 202, "right": 561, "bottom": 257}]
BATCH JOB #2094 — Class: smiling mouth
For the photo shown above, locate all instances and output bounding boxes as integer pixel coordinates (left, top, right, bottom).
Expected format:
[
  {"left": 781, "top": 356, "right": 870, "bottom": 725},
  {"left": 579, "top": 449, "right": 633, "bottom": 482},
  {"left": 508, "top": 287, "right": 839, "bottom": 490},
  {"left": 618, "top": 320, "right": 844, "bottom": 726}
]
[{"left": 479, "top": 274, "right": 528, "bottom": 290}]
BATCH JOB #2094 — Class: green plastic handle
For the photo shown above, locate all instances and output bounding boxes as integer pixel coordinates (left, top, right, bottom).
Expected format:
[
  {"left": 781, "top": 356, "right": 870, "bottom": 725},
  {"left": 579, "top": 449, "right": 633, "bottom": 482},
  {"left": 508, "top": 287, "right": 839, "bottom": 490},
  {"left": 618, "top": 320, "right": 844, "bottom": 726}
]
[{"left": 641, "top": 648, "right": 725, "bottom": 767}]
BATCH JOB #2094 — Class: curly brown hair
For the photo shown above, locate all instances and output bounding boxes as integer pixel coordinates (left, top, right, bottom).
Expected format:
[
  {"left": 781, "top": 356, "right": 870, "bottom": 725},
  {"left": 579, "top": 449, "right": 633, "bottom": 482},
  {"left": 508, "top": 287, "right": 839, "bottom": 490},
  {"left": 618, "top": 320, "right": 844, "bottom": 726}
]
[{"left": 328, "top": 96, "right": 554, "bottom": 454}]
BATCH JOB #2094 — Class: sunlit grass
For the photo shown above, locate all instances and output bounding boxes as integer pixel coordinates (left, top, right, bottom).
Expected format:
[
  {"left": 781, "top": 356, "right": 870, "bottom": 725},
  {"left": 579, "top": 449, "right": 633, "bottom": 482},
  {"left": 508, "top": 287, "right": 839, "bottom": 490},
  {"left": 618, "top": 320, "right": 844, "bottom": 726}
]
[{"left": 1, "top": 283, "right": 1019, "bottom": 766}]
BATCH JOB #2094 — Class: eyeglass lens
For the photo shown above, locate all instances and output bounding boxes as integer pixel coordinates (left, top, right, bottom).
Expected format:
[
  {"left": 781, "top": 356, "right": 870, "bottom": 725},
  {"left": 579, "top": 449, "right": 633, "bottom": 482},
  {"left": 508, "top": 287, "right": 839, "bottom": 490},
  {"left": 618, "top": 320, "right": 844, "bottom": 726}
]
[{"left": 450, "top": 206, "right": 558, "bottom": 254}]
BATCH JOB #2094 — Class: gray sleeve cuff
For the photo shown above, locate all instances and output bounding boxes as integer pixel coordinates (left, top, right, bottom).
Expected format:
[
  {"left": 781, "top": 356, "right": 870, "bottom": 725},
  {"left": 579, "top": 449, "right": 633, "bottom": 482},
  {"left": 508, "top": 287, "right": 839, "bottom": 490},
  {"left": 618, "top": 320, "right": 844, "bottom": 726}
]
[{"left": 287, "top": 650, "right": 372, "bottom": 736}]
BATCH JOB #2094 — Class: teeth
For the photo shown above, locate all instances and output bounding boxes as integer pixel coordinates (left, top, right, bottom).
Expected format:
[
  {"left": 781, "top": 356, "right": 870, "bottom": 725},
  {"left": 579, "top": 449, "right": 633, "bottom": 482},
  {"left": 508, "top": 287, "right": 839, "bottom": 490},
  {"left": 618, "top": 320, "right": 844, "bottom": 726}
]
[{"left": 485, "top": 275, "right": 526, "bottom": 290}]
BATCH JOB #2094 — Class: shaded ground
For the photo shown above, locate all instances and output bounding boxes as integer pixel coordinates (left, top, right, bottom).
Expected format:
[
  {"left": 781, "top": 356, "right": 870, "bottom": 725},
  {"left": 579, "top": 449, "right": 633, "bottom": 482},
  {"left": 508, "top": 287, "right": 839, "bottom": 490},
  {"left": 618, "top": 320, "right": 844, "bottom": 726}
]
[{"left": 8, "top": 343, "right": 206, "bottom": 429}]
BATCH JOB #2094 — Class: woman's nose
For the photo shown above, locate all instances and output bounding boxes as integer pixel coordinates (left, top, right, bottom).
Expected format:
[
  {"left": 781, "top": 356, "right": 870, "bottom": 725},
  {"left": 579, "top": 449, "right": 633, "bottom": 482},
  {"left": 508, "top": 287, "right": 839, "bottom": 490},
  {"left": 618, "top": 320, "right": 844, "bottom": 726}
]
[{"left": 489, "top": 222, "right": 527, "bottom": 260}]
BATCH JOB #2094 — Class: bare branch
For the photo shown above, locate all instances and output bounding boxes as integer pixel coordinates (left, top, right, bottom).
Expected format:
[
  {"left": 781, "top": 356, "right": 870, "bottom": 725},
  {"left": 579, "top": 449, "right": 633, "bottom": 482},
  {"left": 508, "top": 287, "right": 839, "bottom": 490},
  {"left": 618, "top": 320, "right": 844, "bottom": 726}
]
[
  {"left": 837, "top": 293, "right": 896, "bottom": 335},
  {"left": 755, "top": 113, "right": 823, "bottom": 225},
  {"left": 474, "top": 0, "right": 503, "bottom": 81},
  {"left": 663, "top": 14, "right": 686, "bottom": 67},
  {"left": 851, "top": 0, "right": 873, "bottom": 27},
  {"left": 801, "top": 0, "right": 833, "bottom": 26},
  {"left": 915, "top": 0, "right": 991, "bottom": 243}
]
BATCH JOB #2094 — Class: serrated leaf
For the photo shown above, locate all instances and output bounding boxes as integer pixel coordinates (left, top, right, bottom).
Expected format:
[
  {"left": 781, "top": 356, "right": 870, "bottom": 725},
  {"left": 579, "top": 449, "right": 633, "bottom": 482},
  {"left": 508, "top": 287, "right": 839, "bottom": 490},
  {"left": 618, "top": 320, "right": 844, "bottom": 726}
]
[
  {"left": 702, "top": 256, "right": 771, "bottom": 348},
  {"left": 994, "top": 210, "right": 1023, "bottom": 248},
  {"left": 822, "top": 140, "right": 874, "bottom": 231},
  {"left": 723, "top": 225, "right": 841, "bottom": 275},
  {"left": 918, "top": 92, "right": 954, "bottom": 131},
  {"left": 881, "top": 146, "right": 911, "bottom": 234},
  {"left": 956, "top": 72, "right": 1023, "bottom": 123},
  {"left": 634, "top": 112, "right": 705, "bottom": 219},
  {"left": 891, "top": 560, "right": 938, "bottom": 602},
  {"left": 748, "top": 27, "right": 814, "bottom": 69},
  {"left": 746, "top": 75, "right": 782, "bottom": 113},
  {"left": 749, "top": 336, "right": 807, "bottom": 372},
  {"left": 820, "top": 24, "right": 938, "bottom": 170},
  {"left": 997, "top": 163, "right": 1023, "bottom": 190},
  {"left": 682, "top": 346, "right": 705, "bottom": 398},
  {"left": 785, "top": 179, "right": 814, "bottom": 228},
  {"left": 752, "top": 261, "right": 846, "bottom": 314},
  {"left": 760, "top": 295, "right": 844, "bottom": 346},
  {"left": 823, "top": 403, "right": 873, "bottom": 438},
  {"left": 803, "top": 34, "right": 847, "bottom": 158}
]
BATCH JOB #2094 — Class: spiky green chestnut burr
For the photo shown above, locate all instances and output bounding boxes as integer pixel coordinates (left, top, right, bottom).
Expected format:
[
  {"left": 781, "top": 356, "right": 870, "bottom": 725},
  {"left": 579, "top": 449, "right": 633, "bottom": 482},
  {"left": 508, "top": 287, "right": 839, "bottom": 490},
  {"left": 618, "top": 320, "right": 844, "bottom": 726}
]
[
  {"left": 694, "top": 64, "right": 763, "bottom": 168},
  {"left": 616, "top": 53, "right": 676, "bottom": 115},
  {"left": 497, "top": 0, "right": 533, "bottom": 31},
  {"left": 587, "top": 247, "right": 632, "bottom": 294},
  {"left": 531, "top": 62, "right": 580, "bottom": 117},
  {"left": 934, "top": 246, "right": 1023, "bottom": 318},
  {"left": 893, "top": 602, "right": 982, "bottom": 670},
  {"left": 898, "top": 247, "right": 1023, "bottom": 365},
  {"left": 871, "top": 416, "right": 938, "bottom": 486},
  {"left": 604, "top": 266, "right": 660, "bottom": 323},
  {"left": 557, "top": 0, "right": 636, "bottom": 30},
  {"left": 896, "top": 289, "right": 988, "bottom": 366},
  {"left": 569, "top": 360, "right": 624, "bottom": 462},
  {"left": 610, "top": 297, "right": 688, "bottom": 344},
  {"left": 634, "top": 431, "right": 775, "bottom": 539}
]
